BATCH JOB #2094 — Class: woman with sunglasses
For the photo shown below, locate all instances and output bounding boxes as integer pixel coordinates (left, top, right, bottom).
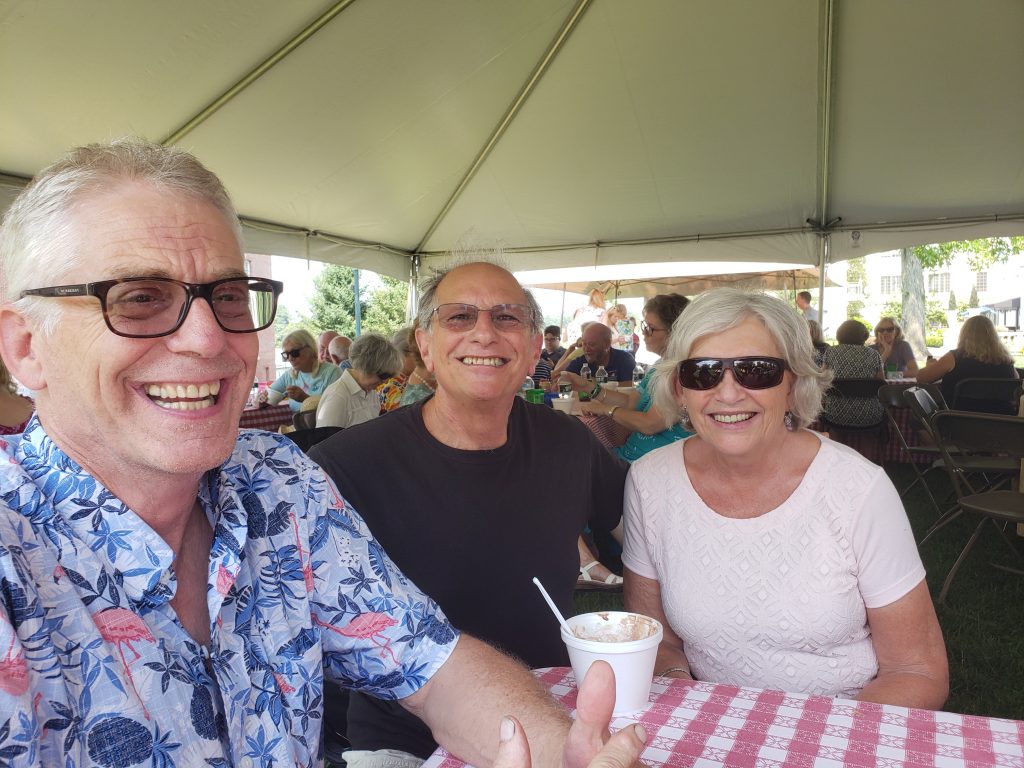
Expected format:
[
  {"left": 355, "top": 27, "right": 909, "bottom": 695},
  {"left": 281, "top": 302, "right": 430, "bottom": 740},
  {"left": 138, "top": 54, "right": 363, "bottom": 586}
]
[
  {"left": 266, "top": 328, "right": 342, "bottom": 412},
  {"left": 871, "top": 318, "right": 919, "bottom": 377},
  {"left": 571, "top": 294, "right": 692, "bottom": 463},
  {"left": 621, "top": 289, "right": 948, "bottom": 709}
]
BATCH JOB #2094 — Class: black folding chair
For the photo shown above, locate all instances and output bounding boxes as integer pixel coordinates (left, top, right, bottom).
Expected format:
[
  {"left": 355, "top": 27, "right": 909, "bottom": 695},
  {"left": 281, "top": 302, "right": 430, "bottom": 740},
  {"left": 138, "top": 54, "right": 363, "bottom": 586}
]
[
  {"left": 820, "top": 378, "right": 887, "bottom": 463},
  {"left": 929, "top": 411, "right": 1024, "bottom": 604},
  {"left": 951, "top": 377, "right": 1022, "bottom": 415},
  {"left": 877, "top": 384, "right": 943, "bottom": 516},
  {"left": 903, "top": 386, "right": 1018, "bottom": 545}
]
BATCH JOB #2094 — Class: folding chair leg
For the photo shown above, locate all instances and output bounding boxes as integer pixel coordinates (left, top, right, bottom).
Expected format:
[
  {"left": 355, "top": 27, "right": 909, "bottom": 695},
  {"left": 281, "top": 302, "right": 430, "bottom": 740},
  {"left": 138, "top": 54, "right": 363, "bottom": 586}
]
[
  {"left": 918, "top": 504, "right": 963, "bottom": 546},
  {"left": 938, "top": 517, "right": 988, "bottom": 605}
]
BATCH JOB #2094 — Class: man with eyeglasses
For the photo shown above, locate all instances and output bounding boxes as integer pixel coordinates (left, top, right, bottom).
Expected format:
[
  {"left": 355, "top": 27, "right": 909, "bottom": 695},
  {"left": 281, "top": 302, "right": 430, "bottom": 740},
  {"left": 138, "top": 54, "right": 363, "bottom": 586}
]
[
  {"left": 0, "top": 141, "right": 617, "bottom": 768},
  {"left": 540, "top": 325, "right": 566, "bottom": 366},
  {"left": 310, "top": 261, "right": 626, "bottom": 768}
]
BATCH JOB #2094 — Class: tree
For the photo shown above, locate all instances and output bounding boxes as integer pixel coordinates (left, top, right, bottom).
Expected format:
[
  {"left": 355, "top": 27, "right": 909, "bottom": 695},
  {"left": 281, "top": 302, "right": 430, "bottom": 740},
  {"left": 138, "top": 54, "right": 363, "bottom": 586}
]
[
  {"left": 900, "top": 248, "right": 926, "bottom": 358},
  {"left": 362, "top": 276, "right": 410, "bottom": 336},
  {"left": 948, "top": 290, "right": 957, "bottom": 310},
  {"left": 310, "top": 265, "right": 366, "bottom": 337},
  {"left": 968, "top": 284, "right": 979, "bottom": 308}
]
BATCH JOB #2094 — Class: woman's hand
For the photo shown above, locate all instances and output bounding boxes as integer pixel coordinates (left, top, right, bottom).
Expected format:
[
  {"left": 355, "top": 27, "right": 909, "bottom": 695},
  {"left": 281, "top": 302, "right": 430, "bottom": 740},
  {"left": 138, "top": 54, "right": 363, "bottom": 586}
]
[
  {"left": 284, "top": 385, "right": 308, "bottom": 402},
  {"left": 579, "top": 401, "right": 613, "bottom": 418}
]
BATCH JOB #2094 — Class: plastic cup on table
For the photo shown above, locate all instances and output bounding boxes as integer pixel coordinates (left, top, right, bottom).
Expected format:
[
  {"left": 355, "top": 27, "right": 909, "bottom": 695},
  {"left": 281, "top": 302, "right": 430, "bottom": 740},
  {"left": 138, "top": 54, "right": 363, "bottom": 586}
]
[{"left": 561, "top": 611, "right": 663, "bottom": 715}]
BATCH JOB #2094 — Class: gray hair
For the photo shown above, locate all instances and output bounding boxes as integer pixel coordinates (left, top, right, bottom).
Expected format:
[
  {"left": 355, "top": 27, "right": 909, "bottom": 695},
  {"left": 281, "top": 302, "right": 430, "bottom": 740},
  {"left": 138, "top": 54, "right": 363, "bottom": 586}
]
[
  {"left": 282, "top": 329, "right": 321, "bottom": 380},
  {"left": 0, "top": 137, "right": 241, "bottom": 332},
  {"left": 390, "top": 326, "right": 413, "bottom": 355},
  {"left": 415, "top": 259, "right": 542, "bottom": 334},
  {"left": 654, "top": 289, "right": 832, "bottom": 431},
  {"left": 350, "top": 333, "right": 402, "bottom": 379}
]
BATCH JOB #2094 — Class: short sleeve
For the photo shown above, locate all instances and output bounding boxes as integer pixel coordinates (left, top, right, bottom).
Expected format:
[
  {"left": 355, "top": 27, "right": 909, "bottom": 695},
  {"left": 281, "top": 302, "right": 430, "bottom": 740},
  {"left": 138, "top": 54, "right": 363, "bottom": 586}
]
[
  {"left": 849, "top": 469, "right": 926, "bottom": 608},
  {"left": 621, "top": 462, "right": 659, "bottom": 579},
  {"left": 308, "top": 471, "right": 459, "bottom": 699}
]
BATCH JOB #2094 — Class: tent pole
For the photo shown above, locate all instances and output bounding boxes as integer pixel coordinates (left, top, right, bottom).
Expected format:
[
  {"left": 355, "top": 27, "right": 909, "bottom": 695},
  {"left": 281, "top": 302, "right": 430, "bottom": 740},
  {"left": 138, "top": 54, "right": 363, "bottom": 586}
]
[
  {"left": 818, "top": 234, "right": 829, "bottom": 326},
  {"left": 559, "top": 283, "right": 567, "bottom": 334}
]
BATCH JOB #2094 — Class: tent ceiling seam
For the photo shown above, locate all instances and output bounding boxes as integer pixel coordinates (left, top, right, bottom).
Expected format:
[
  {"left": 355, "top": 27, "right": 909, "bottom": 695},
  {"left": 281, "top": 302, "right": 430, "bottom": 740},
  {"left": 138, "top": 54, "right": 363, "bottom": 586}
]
[
  {"left": 412, "top": 0, "right": 594, "bottom": 254},
  {"left": 160, "top": 0, "right": 359, "bottom": 147}
]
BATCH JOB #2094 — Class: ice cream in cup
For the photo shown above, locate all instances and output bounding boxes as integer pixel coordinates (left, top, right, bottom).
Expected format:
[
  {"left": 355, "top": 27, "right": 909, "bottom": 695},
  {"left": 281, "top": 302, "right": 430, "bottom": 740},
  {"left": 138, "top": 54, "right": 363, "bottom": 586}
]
[{"left": 561, "top": 611, "right": 663, "bottom": 715}]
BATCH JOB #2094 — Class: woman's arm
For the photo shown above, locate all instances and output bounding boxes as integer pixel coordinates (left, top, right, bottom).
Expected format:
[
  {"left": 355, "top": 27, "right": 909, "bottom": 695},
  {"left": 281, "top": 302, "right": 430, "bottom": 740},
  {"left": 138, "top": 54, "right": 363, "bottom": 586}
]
[
  {"left": 624, "top": 569, "right": 692, "bottom": 679},
  {"left": 580, "top": 400, "right": 675, "bottom": 435},
  {"left": 914, "top": 351, "right": 955, "bottom": 384},
  {"left": 858, "top": 581, "right": 948, "bottom": 709}
]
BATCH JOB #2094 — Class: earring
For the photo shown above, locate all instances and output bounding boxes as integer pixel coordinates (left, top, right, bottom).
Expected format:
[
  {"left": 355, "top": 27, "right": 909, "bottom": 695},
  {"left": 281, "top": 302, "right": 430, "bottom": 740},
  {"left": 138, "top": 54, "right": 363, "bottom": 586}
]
[
  {"left": 680, "top": 406, "right": 693, "bottom": 431},
  {"left": 784, "top": 411, "right": 794, "bottom": 431}
]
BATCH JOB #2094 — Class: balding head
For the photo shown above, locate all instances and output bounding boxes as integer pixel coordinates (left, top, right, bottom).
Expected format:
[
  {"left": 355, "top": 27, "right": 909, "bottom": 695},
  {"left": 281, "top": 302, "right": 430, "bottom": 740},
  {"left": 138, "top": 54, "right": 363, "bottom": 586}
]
[
  {"left": 328, "top": 335, "right": 352, "bottom": 365},
  {"left": 581, "top": 322, "right": 612, "bottom": 366}
]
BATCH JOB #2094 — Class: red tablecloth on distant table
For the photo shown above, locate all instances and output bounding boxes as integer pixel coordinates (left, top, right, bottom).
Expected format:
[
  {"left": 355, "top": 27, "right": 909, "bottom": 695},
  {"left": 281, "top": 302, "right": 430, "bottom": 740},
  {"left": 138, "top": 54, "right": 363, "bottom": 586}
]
[
  {"left": 424, "top": 667, "right": 1024, "bottom": 768},
  {"left": 238, "top": 403, "right": 293, "bottom": 431}
]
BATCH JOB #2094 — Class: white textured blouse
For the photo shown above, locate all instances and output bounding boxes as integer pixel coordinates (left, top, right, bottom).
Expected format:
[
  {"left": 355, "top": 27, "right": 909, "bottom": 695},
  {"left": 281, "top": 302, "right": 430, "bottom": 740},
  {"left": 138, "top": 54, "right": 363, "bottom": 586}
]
[{"left": 622, "top": 433, "right": 925, "bottom": 698}]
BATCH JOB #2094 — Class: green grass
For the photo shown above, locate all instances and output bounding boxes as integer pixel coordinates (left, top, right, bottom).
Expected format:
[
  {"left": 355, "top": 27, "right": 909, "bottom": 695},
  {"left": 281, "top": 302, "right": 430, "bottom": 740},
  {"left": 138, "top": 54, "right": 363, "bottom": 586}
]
[{"left": 575, "top": 463, "right": 1024, "bottom": 719}]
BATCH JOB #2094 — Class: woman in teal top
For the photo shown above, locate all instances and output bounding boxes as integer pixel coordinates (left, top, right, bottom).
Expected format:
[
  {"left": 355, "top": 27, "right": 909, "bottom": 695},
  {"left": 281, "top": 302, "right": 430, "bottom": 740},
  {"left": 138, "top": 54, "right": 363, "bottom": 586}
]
[
  {"left": 569, "top": 294, "right": 692, "bottom": 462},
  {"left": 267, "top": 329, "right": 342, "bottom": 412}
]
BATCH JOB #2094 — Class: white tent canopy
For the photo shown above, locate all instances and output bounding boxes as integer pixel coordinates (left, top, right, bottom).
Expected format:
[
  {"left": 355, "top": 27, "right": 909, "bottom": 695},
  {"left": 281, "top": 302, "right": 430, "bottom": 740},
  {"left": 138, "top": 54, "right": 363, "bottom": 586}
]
[{"left": 2, "top": 0, "right": 1022, "bottom": 283}]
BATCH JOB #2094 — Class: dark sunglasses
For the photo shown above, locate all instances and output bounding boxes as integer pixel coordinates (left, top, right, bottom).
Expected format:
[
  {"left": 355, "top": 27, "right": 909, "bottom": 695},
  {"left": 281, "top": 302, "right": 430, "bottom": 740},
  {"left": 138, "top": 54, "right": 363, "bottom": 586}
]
[
  {"left": 21, "top": 276, "right": 283, "bottom": 339},
  {"left": 876, "top": 327, "right": 896, "bottom": 333},
  {"left": 432, "top": 303, "right": 532, "bottom": 332},
  {"left": 677, "top": 356, "right": 788, "bottom": 390},
  {"left": 281, "top": 346, "right": 308, "bottom": 361}
]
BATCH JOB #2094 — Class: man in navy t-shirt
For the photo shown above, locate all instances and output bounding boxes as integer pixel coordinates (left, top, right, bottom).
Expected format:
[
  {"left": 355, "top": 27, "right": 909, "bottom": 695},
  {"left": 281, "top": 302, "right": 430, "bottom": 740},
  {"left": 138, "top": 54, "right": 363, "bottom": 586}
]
[{"left": 566, "top": 321, "right": 636, "bottom": 384}]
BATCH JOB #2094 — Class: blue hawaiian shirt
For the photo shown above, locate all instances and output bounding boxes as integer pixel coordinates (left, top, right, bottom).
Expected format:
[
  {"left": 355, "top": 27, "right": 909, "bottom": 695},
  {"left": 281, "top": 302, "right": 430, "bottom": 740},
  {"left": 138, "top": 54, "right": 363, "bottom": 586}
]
[{"left": 0, "top": 418, "right": 458, "bottom": 767}]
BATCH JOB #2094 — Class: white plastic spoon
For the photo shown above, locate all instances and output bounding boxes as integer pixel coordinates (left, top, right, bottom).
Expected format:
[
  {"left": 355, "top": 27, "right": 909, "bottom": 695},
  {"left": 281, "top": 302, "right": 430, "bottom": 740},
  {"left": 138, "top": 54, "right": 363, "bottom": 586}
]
[{"left": 532, "top": 577, "right": 573, "bottom": 635}]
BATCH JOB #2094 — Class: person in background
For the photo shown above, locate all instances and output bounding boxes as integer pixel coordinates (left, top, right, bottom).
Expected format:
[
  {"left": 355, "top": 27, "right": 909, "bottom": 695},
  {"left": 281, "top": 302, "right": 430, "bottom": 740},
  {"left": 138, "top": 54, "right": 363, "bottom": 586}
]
[
  {"left": 807, "top": 319, "right": 828, "bottom": 366},
  {"left": 623, "top": 289, "right": 947, "bottom": 709},
  {"left": 605, "top": 304, "right": 635, "bottom": 353},
  {"left": 541, "top": 325, "right": 566, "bottom": 366},
  {"left": 399, "top": 324, "right": 436, "bottom": 407},
  {"left": 566, "top": 294, "right": 691, "bottom": 463},
  {"left": 377, "top": 326, "right": 416, "bottom": 413},
  {"left": 329, "top": 334, "right": 354, "bottom": 369},
  {"left": 0, "top": 356, "right": 33, "bottom": 435},
  {"left": 916, "top": 314, "right": 1019, "bottom": 412},
  {"left": 565, "top": 322, "right": 637, "bottom": 385},
  {"left": 821, "top": 319, "right": 885, "bottom": 427},
  {"left": 795, "top": 290, "right": 818, "bottom": 322},
  {"left": 871, "top": 318, "right": 919, "bottom": 377},
  {"left": 318, "top": 333, "right": 402, "bottom": 428},
  {"left": 310, "top": 261, "right": 625, "bottom": 768},
  {"left": 319, "top": 329, "right": 340, "bottom": 362},
  {"left": 549, "top": 321, "right": 593, "bottom": 379},
  {"left": 0, "top": 139, "right": 617, "bottom": 768},
  {"left": 267, "top": 328, "right": 342, "bottom": 411},
  {"left": 567, "top": 288, "right": 606, "bottom": 342}
]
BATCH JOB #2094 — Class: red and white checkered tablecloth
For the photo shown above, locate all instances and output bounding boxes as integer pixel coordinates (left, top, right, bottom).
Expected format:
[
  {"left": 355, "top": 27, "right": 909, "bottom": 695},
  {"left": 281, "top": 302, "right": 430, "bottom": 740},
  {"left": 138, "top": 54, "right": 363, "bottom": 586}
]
[
  {"left": 424, "top": 667, "right": 1024, "bottom": 768},
  {"left": 238, "top": 403, "right": 293, "bottom": 431}
]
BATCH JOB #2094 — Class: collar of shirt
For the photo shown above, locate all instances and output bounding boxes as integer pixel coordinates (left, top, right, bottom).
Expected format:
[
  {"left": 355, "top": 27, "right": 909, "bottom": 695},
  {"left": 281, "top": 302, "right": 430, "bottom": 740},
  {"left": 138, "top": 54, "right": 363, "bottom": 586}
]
[{"left": 341, "top": 368, "right": 372, "bottom": 398}]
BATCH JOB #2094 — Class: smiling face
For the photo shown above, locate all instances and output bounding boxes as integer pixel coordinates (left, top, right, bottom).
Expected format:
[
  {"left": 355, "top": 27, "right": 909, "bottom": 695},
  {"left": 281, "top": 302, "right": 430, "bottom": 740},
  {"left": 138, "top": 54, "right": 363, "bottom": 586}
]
[
  {"left": 26, "top": 180, "right": 257, "bottom": 487},
  {"left": 417, "top": 263, "right": 540, "bottom": 406},
  {"left": 581, "top": 323, "right": 612, "bottom": 365},
  {"left": 678, "top": 316, "right": 794, "bottom": 461}
]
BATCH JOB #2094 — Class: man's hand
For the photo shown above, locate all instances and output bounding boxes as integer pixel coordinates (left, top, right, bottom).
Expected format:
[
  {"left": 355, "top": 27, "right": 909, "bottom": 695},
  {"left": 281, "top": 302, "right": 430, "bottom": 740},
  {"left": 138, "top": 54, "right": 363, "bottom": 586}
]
[
  {"left": 560, "top": 372, "right": 588, "bottom": 393},
  {"left": 284, "top": 385, "right": 307, "bottom": 402},
  {"left": 494, "top": 663, "right": 646, "bottom": 768}
]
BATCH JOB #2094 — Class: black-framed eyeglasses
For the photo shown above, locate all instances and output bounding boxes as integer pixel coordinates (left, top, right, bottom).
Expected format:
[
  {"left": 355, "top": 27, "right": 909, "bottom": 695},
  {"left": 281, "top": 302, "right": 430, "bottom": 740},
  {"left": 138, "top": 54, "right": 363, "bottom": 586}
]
[
  {"left": 281, "top": 346, "right": 309, "bottom": 361},
  {"left": 677, "top": 356, "right": 788, "bottom": 391},
  {"left": 876, "top": 327, "right": 896, "bottom": 334},
  {"left": 431, "top": 303, "right": 533, "bottom": 332},
  {"left": 640, "top": 321, "right": 665, "bottom": 335},
  {"left": 21, "top": 276, "right": 283, "bottom": 339}
]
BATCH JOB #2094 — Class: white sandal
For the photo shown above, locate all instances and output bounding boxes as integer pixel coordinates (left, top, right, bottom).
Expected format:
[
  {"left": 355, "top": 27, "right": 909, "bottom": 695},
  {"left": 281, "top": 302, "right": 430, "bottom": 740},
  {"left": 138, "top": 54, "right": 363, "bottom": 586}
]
[{"left": 577, "top": 560, "right": 624, "bottom": 590}]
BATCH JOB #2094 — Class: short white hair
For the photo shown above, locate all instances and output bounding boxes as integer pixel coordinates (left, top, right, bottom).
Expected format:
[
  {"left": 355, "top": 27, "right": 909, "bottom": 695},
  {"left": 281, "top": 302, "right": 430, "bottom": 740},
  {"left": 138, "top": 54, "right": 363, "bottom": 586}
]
[
  {"left": 1, "top": 137, "right": 241, "bottom": 333},
  {"left": 654, "top": 289, "right": 831, "bottom": 430}
]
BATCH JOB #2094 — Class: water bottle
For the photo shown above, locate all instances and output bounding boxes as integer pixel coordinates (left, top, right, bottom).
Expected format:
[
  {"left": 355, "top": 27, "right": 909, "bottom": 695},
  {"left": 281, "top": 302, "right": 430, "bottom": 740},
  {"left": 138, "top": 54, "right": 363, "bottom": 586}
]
[
  {"left": 520, "top": 376, "right": 535, "bottom": 398},
  {"left": 558, "top": 373, "right": 572, "bottom": 399},
  {"left": 633, "top": 363, "right": 645, "bottom": 386},
  {"left": 595, "top": 365, "right": 608, "bottom": 384},
  {"left": 580, "top": 363, "right": 592, "bottom": 382}
]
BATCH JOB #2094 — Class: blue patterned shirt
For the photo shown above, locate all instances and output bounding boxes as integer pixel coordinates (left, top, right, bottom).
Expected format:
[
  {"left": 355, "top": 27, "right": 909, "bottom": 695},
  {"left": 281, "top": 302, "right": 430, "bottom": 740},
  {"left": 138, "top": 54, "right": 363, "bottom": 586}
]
[{"left": 0, "top": 418, "right": 458, "bottom": 767}]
